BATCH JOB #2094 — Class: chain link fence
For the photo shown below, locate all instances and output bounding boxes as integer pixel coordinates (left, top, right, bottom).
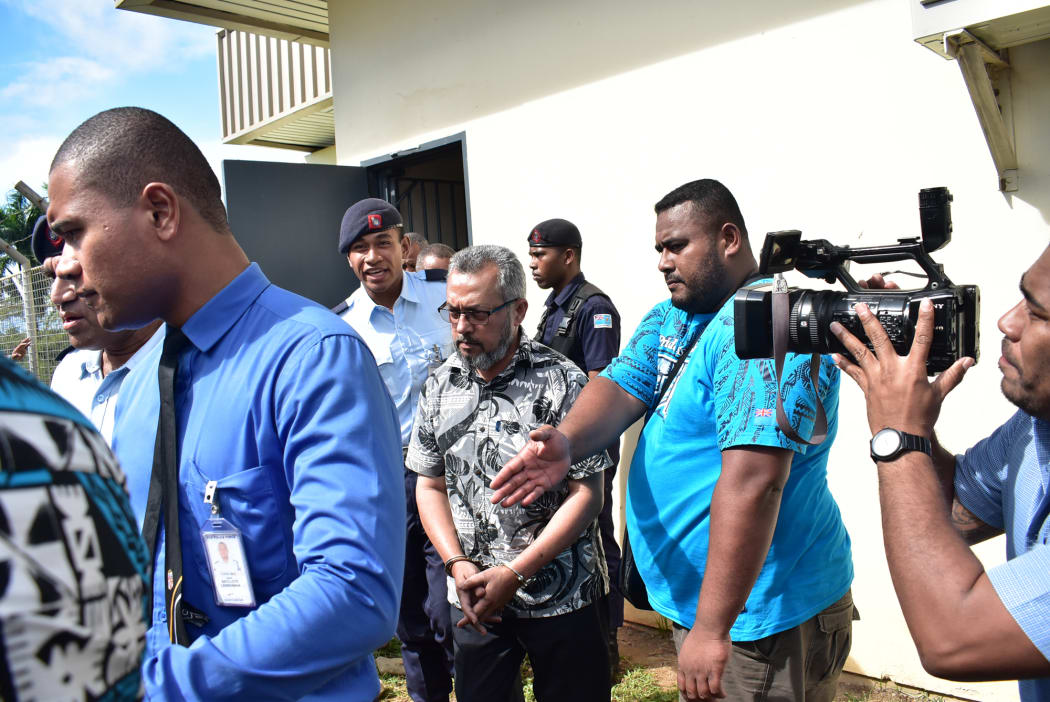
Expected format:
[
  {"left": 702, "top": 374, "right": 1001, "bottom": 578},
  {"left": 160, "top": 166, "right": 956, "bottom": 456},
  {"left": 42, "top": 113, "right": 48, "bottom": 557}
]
[{"left": 1, "top": 264, "right": 68, "bottom": 384}]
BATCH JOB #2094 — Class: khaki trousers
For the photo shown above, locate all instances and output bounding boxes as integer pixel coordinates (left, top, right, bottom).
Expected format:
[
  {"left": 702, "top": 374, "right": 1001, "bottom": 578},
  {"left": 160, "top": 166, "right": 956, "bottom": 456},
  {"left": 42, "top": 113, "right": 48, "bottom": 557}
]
[{"left": 671, "top": 590, "right": 855, "bottom": 702}]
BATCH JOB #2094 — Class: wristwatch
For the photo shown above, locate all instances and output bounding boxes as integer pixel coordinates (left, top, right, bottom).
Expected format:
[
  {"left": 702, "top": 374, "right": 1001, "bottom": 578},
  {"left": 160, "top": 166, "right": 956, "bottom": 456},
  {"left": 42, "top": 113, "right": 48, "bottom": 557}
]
[{"left": 870, "top": 428, "right": 932, "bottom": 464}]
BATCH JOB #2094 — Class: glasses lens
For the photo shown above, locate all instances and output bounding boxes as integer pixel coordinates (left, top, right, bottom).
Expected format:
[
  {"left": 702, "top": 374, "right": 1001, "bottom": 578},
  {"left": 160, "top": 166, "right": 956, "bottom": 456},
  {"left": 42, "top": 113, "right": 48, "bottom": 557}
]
[{"left": 439, "top": 304, "right": 503, "bottom": 325}]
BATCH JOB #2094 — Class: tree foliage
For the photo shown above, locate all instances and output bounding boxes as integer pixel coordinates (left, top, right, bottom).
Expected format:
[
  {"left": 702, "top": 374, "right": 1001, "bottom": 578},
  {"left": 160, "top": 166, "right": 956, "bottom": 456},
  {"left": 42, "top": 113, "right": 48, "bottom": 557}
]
[{"left": 0, "top": 187, "right": 45, "bottom": 271}]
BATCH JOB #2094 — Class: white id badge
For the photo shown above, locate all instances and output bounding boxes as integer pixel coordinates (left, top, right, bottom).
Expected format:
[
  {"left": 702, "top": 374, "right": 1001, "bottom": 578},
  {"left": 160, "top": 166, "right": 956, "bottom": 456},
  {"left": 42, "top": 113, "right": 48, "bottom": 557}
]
[{"left": 200, "top": 481, "right": 256, "bottom": 607}]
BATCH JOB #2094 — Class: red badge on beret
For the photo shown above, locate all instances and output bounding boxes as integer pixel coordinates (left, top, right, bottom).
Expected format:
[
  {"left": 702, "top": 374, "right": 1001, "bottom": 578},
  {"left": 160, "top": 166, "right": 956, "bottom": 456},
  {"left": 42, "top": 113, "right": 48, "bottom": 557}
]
[
  {"left": 529, "top": 229, "right": 542, "bottom": 244},
  {"left": 368, "top": 214, "right": 383, "bottom": 230}
]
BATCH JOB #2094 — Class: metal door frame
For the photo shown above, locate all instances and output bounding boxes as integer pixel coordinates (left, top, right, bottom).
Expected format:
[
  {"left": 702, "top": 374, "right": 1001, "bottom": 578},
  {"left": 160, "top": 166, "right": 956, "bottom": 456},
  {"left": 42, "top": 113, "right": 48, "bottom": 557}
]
[{"left": 361, "top": 132, "right": 472, "bottom": 248}]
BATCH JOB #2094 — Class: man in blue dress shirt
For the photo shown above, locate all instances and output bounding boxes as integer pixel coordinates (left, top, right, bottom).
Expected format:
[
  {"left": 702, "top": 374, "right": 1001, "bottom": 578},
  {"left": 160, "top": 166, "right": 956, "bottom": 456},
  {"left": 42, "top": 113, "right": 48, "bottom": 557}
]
[
  {"left": 46, "top": 107, "right": 406, "bottom": 701},
  {"left": 831, "top": 247, "right": 1050, "bottom": 702},
  {"left": 333, "top": 198, "right": 454, "bottom": 702}
]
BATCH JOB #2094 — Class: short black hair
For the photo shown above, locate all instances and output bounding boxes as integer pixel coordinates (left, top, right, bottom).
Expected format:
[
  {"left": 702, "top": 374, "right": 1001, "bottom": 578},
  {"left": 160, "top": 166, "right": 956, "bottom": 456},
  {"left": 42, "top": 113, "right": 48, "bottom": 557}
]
[
  {"left": 654, "top": 179, "right": 747, "bottom": 236},
  {"left": 50, "top": 107, "right": 229, "bottom": 232},
  {"left": 419, "top": 242, "right": 455, "bottom": 259},
  {"left": 404, "top": 232, "right": 428, "bottom": 246}
]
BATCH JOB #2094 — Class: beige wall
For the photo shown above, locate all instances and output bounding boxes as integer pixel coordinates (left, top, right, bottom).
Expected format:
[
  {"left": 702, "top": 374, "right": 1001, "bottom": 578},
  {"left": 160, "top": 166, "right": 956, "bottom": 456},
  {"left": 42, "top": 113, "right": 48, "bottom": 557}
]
[
  {"left": 305, "top": 145, "right": 338, "bottom": 164},
  {"left": 331, "top": 1, "right": 1050, "bottom": 698}
]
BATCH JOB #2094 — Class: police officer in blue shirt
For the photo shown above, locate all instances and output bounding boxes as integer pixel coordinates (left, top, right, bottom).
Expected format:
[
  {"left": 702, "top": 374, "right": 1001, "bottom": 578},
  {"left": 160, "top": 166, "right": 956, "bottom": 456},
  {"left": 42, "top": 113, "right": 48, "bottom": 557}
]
[
  {"left": 527, "top": 218, "right": 623, "bottom": 668},
  {"left": 333, "top": 198, "right": 455, "bottom": 702}
]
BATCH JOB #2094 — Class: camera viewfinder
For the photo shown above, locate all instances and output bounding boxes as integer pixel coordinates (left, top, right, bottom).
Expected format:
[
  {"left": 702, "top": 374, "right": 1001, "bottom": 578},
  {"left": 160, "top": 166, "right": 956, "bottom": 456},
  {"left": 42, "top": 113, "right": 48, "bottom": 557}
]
[{"left": 759, "top": 230, "right": 803, "bottom": 275}]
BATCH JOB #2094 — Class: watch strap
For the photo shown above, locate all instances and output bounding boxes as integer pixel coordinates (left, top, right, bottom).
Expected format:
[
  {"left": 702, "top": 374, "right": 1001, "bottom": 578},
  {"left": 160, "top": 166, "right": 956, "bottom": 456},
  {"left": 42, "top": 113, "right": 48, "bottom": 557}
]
[{"left": 899, "top": 432, "right": 932, "bottom": 456}]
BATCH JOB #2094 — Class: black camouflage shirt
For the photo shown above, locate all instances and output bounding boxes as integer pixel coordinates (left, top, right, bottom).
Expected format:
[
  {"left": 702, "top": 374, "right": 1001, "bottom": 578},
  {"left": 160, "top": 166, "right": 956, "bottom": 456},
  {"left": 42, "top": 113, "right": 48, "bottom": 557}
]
[{"left": 407, "top": 331, "right": 609, "bottom": 618}]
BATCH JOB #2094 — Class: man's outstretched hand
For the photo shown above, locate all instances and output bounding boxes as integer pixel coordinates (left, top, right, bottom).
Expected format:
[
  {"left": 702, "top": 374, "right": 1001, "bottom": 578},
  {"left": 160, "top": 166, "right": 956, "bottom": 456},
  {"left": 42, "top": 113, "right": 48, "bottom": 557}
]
[
  {"left": 490, "top": 425, "right": 571, "bottom": 507},
  {"left": 830, "top": 298, "right": 972, "bottom": 437}
]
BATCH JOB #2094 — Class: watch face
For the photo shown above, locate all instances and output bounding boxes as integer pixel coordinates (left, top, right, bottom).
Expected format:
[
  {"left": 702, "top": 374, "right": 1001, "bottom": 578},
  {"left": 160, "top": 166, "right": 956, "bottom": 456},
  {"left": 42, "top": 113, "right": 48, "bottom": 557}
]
[{"left": 872, "top": 429, "right": 901, "bottom": 457}]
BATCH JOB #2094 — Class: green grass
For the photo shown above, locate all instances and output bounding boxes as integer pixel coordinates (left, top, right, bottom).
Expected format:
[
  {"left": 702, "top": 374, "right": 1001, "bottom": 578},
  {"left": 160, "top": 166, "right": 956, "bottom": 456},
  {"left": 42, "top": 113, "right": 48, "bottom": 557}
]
[
  {"left": 375, "top": 637, "right": 401, "bottom": 659},
  {"left": 377, "top": 672, "right": 408, "bottom": 700},
  {"left": 612, "top": 667, "right": 678, "bottom": 702},
  {"left": 373, "top": 638, "right": 948, "bottom": 702}
]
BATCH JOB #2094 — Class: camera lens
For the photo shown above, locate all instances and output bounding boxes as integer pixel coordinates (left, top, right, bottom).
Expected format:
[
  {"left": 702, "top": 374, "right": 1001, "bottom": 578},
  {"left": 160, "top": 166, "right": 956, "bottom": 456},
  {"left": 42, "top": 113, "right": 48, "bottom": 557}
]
[{"left": 788, "top": 290, "right": 840, "bottom": 354}]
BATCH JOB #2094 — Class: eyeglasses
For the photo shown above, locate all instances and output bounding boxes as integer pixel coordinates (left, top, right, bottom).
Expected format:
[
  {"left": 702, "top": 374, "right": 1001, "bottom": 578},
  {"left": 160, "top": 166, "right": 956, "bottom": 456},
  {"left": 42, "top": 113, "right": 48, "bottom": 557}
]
[{"left": 438, "top": 298, "right": 519, "bottom": 325}]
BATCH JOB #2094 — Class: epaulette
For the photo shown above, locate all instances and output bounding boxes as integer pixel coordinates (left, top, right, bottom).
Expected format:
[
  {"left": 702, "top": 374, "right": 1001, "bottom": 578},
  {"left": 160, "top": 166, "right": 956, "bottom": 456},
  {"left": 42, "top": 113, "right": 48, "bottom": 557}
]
[{"left": 330, "top": 300, "right": 350, "bottom": 315}]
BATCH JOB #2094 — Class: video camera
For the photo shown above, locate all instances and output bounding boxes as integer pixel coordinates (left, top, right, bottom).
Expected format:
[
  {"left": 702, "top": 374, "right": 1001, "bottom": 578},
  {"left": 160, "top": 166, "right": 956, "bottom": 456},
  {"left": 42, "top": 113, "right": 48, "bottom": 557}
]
[{"left": 734, "top": 187, "right": 980, "bottom": 374}]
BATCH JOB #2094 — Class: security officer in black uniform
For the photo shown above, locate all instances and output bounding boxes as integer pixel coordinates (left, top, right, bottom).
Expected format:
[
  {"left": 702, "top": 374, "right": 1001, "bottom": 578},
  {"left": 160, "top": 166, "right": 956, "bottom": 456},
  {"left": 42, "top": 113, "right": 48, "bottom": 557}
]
[{"left": 527, "top": 217, "right": 624, "bottom": 670}]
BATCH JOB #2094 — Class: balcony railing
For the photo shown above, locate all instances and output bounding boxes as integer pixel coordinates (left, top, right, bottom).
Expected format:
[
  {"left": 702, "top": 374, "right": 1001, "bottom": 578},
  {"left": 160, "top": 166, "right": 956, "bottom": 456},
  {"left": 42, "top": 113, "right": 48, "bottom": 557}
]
[{"left": 217, "top": 29, "right": 334, "bottom": 151}]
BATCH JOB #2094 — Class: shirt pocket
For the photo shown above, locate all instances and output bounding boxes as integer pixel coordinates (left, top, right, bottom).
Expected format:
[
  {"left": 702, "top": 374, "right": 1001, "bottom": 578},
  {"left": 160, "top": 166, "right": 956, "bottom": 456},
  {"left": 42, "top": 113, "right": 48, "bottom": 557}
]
[
  {"left": 370, "top": 341, "right": 394, "bottom": 369},
  {"left": 415, "top": 328, "right": 453, "bottom": 372},
  {"left": 182, "top": 460, "right": 291, "bottom": 586},
  {"left": 418, "top": 326, "right": 451, "bottom": 350}
]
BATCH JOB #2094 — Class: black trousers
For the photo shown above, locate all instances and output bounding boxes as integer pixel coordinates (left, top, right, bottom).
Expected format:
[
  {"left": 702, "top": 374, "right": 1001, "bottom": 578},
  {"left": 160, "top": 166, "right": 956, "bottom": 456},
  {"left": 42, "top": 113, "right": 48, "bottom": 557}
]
[
  {"left": 397, "top": 470, "right": 454, "bottom": 702},
  {"left": 450, "top": 600, "right": 611, "bottom": 702}
]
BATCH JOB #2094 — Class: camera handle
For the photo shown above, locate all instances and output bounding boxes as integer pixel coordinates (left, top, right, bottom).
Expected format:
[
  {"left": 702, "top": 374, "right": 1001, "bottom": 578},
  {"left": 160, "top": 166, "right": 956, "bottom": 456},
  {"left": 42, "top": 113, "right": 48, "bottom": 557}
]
[
  {"left": 771, "top": 274, "right": 829, "bottom": 445},
  {"left": 827, "top": 239, "right": 953, "bottom": 294}
]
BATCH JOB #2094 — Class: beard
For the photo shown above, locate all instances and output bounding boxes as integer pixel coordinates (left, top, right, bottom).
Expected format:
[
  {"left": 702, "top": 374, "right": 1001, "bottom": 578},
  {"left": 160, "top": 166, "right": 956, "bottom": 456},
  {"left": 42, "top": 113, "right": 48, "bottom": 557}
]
[
  {"left": 667, "top": 246, "right": 733, "bottom": 314},
  {"left": 456, "top": 314, "right": 516, "bottom": 371}
]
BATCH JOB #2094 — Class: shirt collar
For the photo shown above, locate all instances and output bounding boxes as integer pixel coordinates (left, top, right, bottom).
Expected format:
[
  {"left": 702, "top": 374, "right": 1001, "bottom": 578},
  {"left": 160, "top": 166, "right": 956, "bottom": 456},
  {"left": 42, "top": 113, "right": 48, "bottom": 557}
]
[
  {"left": 507, "top": 329, "right": 536, "bottom": 371},
  {"left": 81, "top": 350, "right": 103, "bottom": 377},
  {"left": 97, "top": 325, "right": 165, "bottom": 387},
  {"left": 182, "top": 263, "right": 270, "bottom": 353},
  {"left": 399, "top": 271, "right": 422, "bottom": 304},
  {"left": 545, "top": 273, "right": 586, "bottom": 309},
  {"left": 1031, "top": 415, "right": 1050, "bottom": 479},
  {"left": 121, "top": 325, "right": 166, "bottom": 373},
  {"left": 349, "top": 271, "right": 417, "bottom": 318}
]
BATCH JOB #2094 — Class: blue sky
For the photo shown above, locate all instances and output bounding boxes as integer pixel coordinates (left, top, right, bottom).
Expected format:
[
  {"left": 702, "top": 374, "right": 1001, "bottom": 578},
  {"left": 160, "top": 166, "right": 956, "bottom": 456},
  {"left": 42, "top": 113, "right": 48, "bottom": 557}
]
[{"left": 0, "top": 0, "right": 303, "bottom": 202}]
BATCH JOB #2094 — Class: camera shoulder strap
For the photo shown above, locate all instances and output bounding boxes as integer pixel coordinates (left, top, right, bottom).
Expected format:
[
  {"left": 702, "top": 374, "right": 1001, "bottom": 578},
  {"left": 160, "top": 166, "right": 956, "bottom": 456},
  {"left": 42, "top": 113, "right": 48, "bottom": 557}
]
[
  {"left": 772, "top": 275, "right": 829, "bottom": 445},
  {"left": 646, "top": 310, "right": 705, "bottom": 415}
]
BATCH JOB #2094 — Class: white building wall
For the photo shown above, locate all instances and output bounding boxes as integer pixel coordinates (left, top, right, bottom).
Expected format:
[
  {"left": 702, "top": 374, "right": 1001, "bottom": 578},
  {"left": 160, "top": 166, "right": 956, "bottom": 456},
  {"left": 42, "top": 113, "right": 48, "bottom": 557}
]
[{"left": 331, "top": 1, "right": 1050, "bottom": 698}]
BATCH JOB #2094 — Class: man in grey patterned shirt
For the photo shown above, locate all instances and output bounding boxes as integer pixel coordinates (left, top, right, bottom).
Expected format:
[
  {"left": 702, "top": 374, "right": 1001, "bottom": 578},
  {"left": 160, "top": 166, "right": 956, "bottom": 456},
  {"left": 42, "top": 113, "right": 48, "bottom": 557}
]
[{"left": 408, "top": 244, "right": 611, "bottom": 702}]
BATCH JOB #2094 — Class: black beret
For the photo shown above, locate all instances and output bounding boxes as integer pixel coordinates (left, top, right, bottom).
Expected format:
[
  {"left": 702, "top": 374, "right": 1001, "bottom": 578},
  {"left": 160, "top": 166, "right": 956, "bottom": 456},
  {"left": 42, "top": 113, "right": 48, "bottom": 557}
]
[
  {"left": 527, "top": 218, "right": 582, "bottom": 249},
  {"left": 338, "top": 198, "right": 403, "bottom": 254},
  {"left": 31, "top": 215, "right": 64, "bottom": 264}
]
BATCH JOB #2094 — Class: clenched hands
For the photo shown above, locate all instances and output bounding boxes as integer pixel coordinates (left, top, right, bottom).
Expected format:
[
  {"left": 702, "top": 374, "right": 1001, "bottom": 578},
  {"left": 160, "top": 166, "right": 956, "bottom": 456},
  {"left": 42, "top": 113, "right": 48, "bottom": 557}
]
[
  {"left": 452, "top": 561, "right": 520, "bottom": 635},
  {"left": 450, "top": 560, "right": 503, "bottom": 635}
]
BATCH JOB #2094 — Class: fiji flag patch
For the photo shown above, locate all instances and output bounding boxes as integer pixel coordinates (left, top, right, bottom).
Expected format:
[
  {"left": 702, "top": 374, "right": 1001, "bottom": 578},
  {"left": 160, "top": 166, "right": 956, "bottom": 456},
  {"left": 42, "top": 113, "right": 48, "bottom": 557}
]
[
  {"left": 593, "top": 314, "right": 613, "bottom": 329},
  {"left": 754, "top": 407, "right": 774, "bottom": 425}
]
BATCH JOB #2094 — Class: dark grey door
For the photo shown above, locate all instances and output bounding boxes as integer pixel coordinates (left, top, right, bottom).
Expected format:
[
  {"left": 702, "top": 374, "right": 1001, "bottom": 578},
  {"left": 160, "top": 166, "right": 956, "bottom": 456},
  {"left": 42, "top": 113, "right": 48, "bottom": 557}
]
[{"left": 222, "top": 160, "right": 368, "bottom": 308}]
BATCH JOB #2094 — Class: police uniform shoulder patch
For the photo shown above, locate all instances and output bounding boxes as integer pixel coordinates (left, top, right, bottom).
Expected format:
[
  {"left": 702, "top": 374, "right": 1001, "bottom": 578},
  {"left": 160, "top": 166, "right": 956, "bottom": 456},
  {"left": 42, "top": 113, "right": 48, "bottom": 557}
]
[{"left": 593, "top": 313, "right": 613, "bottom": 329}]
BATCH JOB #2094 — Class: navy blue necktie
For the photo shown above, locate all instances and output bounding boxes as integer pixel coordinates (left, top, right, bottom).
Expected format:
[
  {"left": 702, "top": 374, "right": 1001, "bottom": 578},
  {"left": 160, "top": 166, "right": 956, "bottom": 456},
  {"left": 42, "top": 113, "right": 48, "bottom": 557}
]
[{"left": 141, "top": 327, "right": 190, "bottom": 645}]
